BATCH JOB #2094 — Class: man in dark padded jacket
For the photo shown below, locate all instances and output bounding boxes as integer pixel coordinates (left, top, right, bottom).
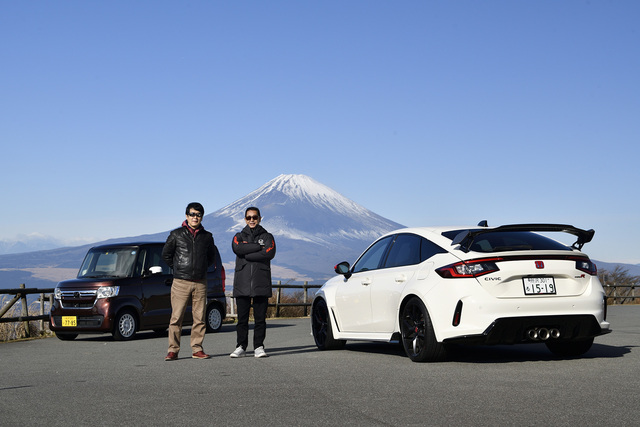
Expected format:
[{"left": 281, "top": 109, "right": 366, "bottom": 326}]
[
  {"left": 230, "top": 206, "right": 276, "bottom": 358},
  {"left": 162, "top": 202, "right": 216, "bottom": 361}
]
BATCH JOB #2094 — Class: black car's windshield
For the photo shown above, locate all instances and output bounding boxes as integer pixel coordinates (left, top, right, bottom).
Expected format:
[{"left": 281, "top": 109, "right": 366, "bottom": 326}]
[
  {"left": 442, "top": 230, "right": 572, "bottom": 253},
  {"left": 78, "top": 247, "right": 139, "bottom": 278}
]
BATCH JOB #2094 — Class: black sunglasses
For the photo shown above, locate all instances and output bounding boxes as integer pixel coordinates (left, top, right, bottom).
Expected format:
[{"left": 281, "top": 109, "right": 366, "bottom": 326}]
[
  {"left": 245, "top": 215, "right": 260, "bottom": 221},
  {"left": 188, "top": 212, "right": 203, "bottom": 218}
]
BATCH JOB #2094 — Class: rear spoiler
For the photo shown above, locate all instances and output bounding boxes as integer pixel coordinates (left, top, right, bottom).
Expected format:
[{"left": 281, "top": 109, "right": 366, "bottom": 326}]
[{"left": 452, "top": 224, "right": 595, "bottom": 252}]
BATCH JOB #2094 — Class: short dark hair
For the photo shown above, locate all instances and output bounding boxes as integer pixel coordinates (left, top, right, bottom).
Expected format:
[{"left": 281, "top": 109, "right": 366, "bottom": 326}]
[
  {"left": 245, "top": 206, "right": 261, "bottom": 217},
  {"left": 186, "top": 202, "right": 205, "bottom": 215}
]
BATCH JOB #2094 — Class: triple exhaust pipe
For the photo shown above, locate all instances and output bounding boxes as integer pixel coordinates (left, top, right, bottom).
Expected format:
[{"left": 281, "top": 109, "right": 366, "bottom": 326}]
[{"left": 527, "top": 327, "right": 561, "bottom": 341}]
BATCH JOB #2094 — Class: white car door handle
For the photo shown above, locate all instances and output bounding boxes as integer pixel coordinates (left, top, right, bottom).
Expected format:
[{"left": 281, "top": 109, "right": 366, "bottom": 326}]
[
  {"left": 361, "top": 278, "right": 372, "bottom": 286},
  {"left": 395, "top": 274, "right": 407, "bottom": 283}
]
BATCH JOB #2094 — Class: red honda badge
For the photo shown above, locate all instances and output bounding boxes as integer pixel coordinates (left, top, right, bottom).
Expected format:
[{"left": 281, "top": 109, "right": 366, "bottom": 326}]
[{"left": 535, "top": 261, "right": 545, "bottom": 269}]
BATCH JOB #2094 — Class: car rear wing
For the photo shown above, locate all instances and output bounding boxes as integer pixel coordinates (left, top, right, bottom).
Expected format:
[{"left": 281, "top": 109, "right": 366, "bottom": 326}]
[{"left": 452, "top": 224, "right": 595, "bottom": 252}]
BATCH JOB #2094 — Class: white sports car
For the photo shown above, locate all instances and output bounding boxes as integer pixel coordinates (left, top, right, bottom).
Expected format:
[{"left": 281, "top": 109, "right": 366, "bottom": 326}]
[{"left": 311, "top": 223, "right": 611, "bottom": 362}]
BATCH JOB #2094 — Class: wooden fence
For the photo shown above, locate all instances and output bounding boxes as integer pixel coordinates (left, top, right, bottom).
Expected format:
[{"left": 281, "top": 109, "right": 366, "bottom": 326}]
[
  {"left": 1, "top": 282, "right": 636, "bottom": 339},
  {"left": 227, "top": 281, "right": 322, "bottom": 318},
  {"left": 605, "top": 284, "right": 638, "bottom": 304},
  {"left": 0, "top": 282, "right": 322, "bottom": 338},
  {"left": 0, "top": 284, "right": 54, "bottom": 338}
]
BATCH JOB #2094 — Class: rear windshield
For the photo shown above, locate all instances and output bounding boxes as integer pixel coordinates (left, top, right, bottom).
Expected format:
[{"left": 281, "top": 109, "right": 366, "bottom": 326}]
[{"left": 442, "top": 230, "right": 572, "bottom": 253}]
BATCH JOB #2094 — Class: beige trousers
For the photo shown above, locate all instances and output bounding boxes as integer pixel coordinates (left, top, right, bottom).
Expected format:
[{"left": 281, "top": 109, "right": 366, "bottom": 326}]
[{"left": 167, "top": 278, "right": 207, "bottom": 354}]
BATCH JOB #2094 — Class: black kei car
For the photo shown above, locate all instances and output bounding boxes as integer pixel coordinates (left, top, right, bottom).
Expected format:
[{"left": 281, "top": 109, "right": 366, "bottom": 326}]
[{"left": 50, "top": 242, "right": 226, "bottom": 341}]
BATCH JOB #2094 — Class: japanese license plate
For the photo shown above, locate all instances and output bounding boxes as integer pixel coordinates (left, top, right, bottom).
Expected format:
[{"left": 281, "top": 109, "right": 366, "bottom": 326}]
[
  {"left": 62, "top": 316, "right": 77, "bottom": 327},
  {"left": 523, "top": 277, "right": 556, "bottom": 295}
]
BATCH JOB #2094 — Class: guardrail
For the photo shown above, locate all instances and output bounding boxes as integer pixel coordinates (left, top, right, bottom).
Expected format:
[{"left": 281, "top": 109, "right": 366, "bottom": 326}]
[
  {"left": 0, "top": 284, "right": 54, "bottom": 338},
  {"left": 605, "top": 284, "right": 638, "bottom": 304},
  {"left": 226, "top": 281, "right": 322, "bottom": 318}
]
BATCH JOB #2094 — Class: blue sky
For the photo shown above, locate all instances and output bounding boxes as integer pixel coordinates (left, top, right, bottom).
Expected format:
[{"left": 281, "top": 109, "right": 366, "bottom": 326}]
[{"left": 1, "top": 1, "right": 638, "bottom": 264}]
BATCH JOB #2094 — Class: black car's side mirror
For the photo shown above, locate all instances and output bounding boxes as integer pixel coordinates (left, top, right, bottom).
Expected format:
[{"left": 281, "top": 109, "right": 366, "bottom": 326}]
[{"left": 335, "top": 261, "right": 352, "bottom": 279}]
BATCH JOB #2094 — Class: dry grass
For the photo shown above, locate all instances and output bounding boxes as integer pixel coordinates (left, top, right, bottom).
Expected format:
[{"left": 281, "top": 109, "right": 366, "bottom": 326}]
[
  {"left": 267, "top": 290, "right": 310, "bottom": 318},
  {"left": 225, "top": 290, "right": 313, "bottom": 321},
  {"left": 0, "top": 295, "right": 51, "bottom": 342}
]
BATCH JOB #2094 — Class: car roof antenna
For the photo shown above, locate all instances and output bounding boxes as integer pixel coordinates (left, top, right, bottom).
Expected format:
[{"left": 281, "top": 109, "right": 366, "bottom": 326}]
[{"left": 477, "top": 220, "right": 489, "bottom": 227}]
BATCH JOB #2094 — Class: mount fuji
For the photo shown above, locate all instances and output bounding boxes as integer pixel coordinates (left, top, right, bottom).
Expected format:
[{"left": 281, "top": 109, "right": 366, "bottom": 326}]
[
  {"left": 201, "top": 174, "right": 405, "bottom": 280},
  {"left": 0, "top": 174, "right": 404, "bottom": 287}
]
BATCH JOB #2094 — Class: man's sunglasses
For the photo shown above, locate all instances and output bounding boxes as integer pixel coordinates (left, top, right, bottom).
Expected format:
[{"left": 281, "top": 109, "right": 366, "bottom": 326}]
[
  {"left": 188, "top": 212, "right": 203, "bottom": 218},
  {"left": 245, "top": 215, "right": 260, "bottom": 221}
]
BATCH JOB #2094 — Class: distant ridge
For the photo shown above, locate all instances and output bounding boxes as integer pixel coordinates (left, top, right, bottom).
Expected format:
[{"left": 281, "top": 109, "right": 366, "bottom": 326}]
[
  {"left": 5, "top": 174, "right": 637, "bottom": 290},
  {"left": 0, "top": 174, "right": 405, "bottom": 286}
]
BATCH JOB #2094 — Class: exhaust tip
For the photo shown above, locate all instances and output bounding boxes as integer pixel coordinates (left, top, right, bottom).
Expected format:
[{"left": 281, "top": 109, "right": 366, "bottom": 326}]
[{"left": 538, "top": 328, "right": 550, "bottom": 341}]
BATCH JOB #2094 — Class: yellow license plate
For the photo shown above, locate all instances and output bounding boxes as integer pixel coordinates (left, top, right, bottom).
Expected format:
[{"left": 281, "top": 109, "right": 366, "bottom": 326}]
[{"left": 62, "top": 316, "right": 77, "bottom": 327}]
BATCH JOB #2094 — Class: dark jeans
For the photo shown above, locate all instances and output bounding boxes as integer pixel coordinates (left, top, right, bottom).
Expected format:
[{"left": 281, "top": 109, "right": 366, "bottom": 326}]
[{"left": 235, "top": 296, "right": 269, "bottom": 350}]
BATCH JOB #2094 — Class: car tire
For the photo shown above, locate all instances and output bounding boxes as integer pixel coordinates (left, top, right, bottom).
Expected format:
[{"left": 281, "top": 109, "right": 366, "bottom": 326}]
[
  {"left": 112, "top": 310, "right": 137, "bottom": 341},
  {"left": 311, "top": 299, "right": 346, "bottom": 350},
  {"left": 545, "top": 337, "right": 594, "bottom": 358},
  {"left": 206, "top": 304, "right": 223, "bottom": 333},
  {"left": 55, "top": 332, "right": 78, "bottom": 341},
  {"left": 400, "top": 297, "right": 446, "bottom": 362}
]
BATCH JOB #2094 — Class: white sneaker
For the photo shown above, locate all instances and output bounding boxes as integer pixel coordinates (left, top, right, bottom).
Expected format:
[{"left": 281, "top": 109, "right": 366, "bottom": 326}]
[
  {"left": 254, "top": 346, "right": 268, "bottom": 358},
  {"left": 230, "top": 346, "right": 246, "bottom": 358}
]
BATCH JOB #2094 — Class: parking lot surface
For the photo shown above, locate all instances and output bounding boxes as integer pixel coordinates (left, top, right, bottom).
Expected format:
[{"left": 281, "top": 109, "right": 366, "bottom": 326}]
[{"left": 1, "top": 306, "right": 639, "bottom": 426}]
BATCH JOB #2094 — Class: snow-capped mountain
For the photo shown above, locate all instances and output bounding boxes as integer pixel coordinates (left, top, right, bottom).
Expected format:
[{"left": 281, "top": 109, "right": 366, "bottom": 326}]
[
  {"left": 206, "top": 174, "right": 401, "bottom": 245},
  {"left": 201, "top": 174, "right": 404, "bottom": 279}
]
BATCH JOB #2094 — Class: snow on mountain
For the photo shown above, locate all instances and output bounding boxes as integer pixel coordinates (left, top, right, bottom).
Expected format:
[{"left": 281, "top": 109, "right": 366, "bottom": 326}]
[
  {"left": 196, "top": 174, "right": 405, "bottom": 279},
  {"left": 0, "top": 234, "right": 85, "bottom": 255},
  {"left": 208, "top": 174, "right": 401, "bottom": 246}
]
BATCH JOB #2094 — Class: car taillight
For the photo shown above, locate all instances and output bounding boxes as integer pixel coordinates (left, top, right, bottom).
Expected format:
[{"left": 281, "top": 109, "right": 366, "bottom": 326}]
[
  {"left": 573, "top": 258, "right": 597, "bottom": 276},
  {"left": 436, "top": 258, "right": 501, "bottom": 278}
]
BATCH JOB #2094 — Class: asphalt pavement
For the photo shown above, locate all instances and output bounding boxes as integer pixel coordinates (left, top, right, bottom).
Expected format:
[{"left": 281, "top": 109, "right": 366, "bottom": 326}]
[{"left": 1, "top": 306, "right": 639, "bottom": 426}]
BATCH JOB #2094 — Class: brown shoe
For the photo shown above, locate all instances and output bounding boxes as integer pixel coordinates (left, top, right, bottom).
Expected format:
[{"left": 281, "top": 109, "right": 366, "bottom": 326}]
[
  {"left": 165, "top": 352, "right": 178, "bottom": 361},
  {"left": 192, "top": 351, "right": 211, "bottom": 359}
]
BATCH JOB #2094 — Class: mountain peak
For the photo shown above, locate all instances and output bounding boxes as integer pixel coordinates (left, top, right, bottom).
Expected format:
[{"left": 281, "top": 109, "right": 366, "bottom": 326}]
[{"left": 210, "top": 174, "right": 401, "bottom": 235}]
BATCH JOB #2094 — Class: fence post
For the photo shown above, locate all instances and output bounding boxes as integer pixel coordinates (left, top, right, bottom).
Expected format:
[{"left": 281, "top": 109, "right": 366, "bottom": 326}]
[
  {"left": 39, "top": 293, "right": 46, "bottom": 331},
  {"left": 303, "top": 281, "right": 309, "bottom": 317},
  {"left": 19, "top": 284, "right": 30, "bottom": 338},
  {"left": 275, "top": 281, "right": 282, "bottom": 317}
]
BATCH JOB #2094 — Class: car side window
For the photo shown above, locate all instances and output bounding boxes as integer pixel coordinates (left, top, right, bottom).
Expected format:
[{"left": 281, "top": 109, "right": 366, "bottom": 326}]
[
  {"left": 145, "top": 246, "right": 171, "bottom": 275},
  {"left": 133, "top": 249, "right": 147, "bottom": 277},
  {"left": 352, "top": 236, "right": 393, "bottom": 273},
  {"left": 384, "top": 234, "right": 422, "bottom": 268},
  {"left": 420, "top": 238, "right": 447, "bottom": 262}
]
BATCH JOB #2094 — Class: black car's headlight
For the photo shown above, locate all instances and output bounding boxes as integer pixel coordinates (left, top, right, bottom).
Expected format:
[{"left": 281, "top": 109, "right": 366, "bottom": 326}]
[{"left": 97, "top": 286, "right": 120, "bottom": 299}]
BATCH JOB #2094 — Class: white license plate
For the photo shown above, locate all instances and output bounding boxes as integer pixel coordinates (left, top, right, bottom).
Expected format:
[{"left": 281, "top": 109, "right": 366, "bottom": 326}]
[{"left": 523, "top": 277, "right": 556, "bottom": 295}]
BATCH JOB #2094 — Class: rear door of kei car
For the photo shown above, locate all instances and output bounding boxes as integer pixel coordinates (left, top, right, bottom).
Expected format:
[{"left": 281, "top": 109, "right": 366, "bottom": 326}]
[{"left": 138, "top": 245, "right": 173, "bottom": 328}]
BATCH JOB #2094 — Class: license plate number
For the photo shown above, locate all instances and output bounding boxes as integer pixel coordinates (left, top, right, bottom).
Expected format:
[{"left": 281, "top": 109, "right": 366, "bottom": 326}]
[
  {"left": 523, "top": 277, "right": 556, "bottom": 295},
  {"left": 62, "top": 316, "right": 77, "bottom": 327}
]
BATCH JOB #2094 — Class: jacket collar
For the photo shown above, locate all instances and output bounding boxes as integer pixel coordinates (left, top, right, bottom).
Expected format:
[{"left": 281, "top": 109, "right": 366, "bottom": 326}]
[{"left": 182, "top": 220, "right": 203, "bottom": 237}]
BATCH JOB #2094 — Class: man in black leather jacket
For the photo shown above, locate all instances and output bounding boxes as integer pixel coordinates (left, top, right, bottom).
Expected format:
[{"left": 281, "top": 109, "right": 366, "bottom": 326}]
[
  {"left": 162, "top": 202, "right": 216, "bottom": 361},
  {"left": 230, "top": 206, "right": 276, "bottom": 358}
]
